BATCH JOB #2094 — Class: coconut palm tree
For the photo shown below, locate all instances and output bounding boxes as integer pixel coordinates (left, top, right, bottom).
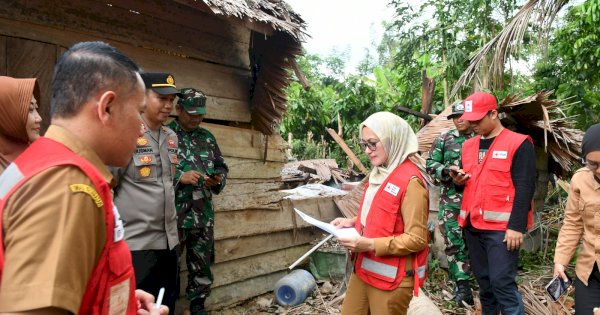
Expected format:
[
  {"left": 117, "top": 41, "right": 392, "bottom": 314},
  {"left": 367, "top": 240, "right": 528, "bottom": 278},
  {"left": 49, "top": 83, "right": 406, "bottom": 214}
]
[{"left": 450, "top": 0, "right": 570, "bottom": 98}]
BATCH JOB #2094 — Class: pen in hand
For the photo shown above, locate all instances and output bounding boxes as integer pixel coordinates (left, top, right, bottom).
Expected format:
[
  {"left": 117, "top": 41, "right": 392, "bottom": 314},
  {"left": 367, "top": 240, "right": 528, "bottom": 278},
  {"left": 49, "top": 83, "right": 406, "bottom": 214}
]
[{"left": 155, "top": 287, "right": 165, "bottom": 310}]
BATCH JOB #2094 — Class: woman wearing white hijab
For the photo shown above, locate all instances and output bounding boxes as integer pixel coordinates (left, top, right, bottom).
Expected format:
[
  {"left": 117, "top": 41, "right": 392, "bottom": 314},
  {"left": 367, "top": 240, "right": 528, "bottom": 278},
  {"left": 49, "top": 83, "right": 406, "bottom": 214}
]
[{"left": 331, "top": 112, "right": 430, "bottom": 315}]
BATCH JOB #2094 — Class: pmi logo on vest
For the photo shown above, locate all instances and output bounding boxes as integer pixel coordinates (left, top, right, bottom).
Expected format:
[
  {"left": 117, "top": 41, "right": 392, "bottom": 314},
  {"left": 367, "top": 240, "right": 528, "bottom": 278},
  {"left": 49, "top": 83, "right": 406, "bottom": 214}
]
[
  {"left": 492, "top": 150, "right": 508, "bottom": 159},
  {"left": 384, "top": 183, "right": 400, "bottom": 196}
]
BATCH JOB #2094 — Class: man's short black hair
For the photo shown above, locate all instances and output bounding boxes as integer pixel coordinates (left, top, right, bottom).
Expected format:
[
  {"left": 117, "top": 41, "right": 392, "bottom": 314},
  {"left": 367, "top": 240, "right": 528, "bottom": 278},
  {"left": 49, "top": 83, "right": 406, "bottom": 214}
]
[{"left": 50, "top": 41, "right": 140, "bottom": 118}]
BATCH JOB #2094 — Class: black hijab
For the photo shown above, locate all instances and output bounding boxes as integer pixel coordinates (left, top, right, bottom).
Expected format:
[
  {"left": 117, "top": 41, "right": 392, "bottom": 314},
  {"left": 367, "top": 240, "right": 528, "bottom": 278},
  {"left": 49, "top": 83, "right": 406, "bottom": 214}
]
[{"left": 582, "top": 123, "right": 600, "bottom": 157}]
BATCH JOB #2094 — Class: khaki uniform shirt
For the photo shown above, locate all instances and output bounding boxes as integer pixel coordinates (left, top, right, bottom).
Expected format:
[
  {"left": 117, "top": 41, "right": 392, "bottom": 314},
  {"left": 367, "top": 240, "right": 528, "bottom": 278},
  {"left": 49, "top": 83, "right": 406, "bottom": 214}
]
[
  {"left": 0, "top": 125, "right": 107, "bottom": 313},
  {"left": 555, "top": 167, "right": 600, "bottom": 285},
  {"left": 112, "top": 122, "right": 179, "bottom": 251}
]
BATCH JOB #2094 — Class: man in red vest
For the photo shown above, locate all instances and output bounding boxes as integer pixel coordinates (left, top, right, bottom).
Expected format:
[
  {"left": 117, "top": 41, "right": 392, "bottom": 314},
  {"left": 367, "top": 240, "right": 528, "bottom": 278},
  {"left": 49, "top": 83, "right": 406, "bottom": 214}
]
[
  {"left": 450, "top": 91, "right": 536, "bottom": 315},
  {"left": 0, "top": 42, "right": 168, "bottom": 314}
]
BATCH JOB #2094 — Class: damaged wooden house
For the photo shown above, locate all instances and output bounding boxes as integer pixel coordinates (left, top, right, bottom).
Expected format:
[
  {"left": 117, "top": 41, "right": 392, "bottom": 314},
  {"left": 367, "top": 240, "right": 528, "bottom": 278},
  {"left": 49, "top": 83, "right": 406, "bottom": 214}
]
[{"left": 0, "top": 0, "right": 346, "bottom": 311}]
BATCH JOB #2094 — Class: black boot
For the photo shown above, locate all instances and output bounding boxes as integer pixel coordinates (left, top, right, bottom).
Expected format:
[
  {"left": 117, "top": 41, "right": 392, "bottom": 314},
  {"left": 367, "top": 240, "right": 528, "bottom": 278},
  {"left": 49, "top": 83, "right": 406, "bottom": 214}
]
[
  {"left": 190, "top": 298, "right": 208, "bottom": 315},
  {"left": 454, "top": 280, "right": 474, "bottom": 306}
]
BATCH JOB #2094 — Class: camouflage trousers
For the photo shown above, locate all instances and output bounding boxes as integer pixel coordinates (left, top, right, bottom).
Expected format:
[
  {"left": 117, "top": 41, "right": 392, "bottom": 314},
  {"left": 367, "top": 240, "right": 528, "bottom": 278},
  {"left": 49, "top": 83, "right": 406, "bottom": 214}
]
[
  {"left": 181, "top": 225, "right": 215, "bottom": 302},
  {"left": 438, "top": 204, "right": 471, "bottom": 282}
]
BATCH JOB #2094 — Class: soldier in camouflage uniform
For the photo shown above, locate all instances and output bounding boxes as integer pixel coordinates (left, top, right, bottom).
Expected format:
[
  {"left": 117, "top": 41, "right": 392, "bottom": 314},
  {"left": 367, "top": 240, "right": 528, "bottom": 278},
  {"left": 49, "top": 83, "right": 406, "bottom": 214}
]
[
  {"left": 426, "top": 101, "right": 476, "bottom": 306},
  {"left": 168, "top": 88, "right": 228, "bottom": 315}
]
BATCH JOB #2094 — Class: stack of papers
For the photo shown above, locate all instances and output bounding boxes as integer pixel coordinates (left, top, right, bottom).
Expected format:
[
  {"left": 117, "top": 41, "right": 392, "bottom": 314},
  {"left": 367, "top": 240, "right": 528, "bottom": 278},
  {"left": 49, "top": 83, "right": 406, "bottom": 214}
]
[{"left": 294, "top": 208, "right": 359, "bottom": 238}]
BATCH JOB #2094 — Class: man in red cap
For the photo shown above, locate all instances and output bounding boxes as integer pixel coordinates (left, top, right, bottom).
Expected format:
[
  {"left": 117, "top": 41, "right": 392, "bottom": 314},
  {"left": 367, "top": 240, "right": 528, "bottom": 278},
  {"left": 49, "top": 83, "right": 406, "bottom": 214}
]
[{"left": 449, "top": 91, "right": 536, "bottom": 315}]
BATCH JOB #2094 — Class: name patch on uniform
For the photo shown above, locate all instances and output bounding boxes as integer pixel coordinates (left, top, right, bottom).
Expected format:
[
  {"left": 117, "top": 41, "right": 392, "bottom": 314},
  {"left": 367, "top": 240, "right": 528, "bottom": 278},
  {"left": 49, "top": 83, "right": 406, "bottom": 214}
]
[
  {"left": 492, "top": 150, "right": 508, "bottom": 159},
  {"left": 135, "top": 147, "right": 153, "bottom": 154},
  {"left": 167, "top": 148, "right": 177, "bottom": 155},
  {"left": 384, "top": 183, "right": 400, "bottom": 196},
  {"left": 70, "top": 184, "right": 103, "bottom": 208}
]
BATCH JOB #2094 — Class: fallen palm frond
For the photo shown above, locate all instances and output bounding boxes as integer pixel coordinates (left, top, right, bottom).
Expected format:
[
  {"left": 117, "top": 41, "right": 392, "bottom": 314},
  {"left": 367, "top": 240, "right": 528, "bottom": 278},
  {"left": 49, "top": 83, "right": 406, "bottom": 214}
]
[{"left": 450, "top": 0, "right": 570, "bottom": 97}]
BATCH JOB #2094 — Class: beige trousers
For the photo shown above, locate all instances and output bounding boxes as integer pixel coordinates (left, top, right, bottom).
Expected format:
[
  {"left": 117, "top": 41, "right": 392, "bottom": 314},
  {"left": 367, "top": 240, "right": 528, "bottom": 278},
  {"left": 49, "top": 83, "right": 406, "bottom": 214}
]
[{"left": 341, "top": 273, "right": 413, "bottom": 315}]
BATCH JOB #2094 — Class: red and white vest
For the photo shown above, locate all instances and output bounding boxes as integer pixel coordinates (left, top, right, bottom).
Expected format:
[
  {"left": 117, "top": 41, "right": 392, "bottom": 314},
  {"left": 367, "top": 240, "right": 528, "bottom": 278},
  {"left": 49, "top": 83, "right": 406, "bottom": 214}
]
[
  {"left": 354, "top": 160, "right": 429, "bottom": 296},
  {"left": 458, "top": 128, "right": 533, "bottom": 231},
  {"left": 0, "top": 137, "right": 137, "bottom": 314}
]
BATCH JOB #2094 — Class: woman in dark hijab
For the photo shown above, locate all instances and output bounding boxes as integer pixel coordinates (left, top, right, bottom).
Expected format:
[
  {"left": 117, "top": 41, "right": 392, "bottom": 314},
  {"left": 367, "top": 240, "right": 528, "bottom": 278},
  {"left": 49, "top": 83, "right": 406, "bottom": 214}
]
[
  {"left": 553, "top": 123, "right": 600, "bottom": 314},
  {"left": 0, "top": 76, "right": 42, "bottom": 173}
]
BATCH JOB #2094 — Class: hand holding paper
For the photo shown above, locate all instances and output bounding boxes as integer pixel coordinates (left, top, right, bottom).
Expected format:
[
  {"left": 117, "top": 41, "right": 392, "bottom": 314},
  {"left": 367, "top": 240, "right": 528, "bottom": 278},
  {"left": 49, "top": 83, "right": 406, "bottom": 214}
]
[{"left": 294, "top": 208, "right": 359, "bottom": 238}]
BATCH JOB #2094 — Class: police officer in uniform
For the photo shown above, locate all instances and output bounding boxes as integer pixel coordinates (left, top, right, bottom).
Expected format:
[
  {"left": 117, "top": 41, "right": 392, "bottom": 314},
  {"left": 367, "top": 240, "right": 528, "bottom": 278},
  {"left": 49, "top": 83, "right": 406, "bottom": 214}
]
[
  {"left": 168, "top": 88, "right": 228, "bottom": 315},
  {"left": 426, "top": 101, "right": 475, "bottom": 306},
  {"left": 112, "top": 72, "right": 181, "bottom": 313}
]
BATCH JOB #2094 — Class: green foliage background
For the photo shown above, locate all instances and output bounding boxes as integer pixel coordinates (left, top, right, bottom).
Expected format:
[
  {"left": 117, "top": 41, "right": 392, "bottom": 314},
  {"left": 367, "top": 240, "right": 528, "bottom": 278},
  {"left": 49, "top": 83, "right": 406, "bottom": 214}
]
[{"left": 281, "top": 0, "right": 599, "bottom": 167}]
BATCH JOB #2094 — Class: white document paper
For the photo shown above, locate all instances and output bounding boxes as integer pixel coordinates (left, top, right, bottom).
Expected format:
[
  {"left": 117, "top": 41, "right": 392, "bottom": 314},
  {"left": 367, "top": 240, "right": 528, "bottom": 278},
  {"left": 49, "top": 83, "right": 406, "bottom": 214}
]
[{"left": 294, "top": 208, "right": 359, "bottom": 238}]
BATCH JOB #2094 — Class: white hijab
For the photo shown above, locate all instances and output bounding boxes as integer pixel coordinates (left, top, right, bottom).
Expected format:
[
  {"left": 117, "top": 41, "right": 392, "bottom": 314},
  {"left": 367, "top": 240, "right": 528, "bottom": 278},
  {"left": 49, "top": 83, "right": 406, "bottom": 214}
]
[{"left": 359, "top": 112, "right": 428, "bottom": 226}]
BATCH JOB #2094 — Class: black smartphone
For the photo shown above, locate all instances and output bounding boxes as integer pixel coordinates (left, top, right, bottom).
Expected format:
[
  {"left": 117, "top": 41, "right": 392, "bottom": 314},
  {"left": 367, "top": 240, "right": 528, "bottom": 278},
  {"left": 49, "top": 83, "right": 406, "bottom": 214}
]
[{"left": 545, "top": 274, "right": 572, "bottom": 302}]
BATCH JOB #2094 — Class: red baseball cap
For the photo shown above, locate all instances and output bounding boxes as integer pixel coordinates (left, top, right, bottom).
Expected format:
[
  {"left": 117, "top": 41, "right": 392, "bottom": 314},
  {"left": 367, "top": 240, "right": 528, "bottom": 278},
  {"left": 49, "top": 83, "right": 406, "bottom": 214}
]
[{"left": 460, "top": 91, "right": 498, "bottom": 121}]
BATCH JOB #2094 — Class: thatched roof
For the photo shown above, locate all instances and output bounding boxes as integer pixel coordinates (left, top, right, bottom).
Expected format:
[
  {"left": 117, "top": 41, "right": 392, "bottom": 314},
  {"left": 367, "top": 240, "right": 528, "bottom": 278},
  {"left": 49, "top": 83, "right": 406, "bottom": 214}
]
[
  {"left": 200, "top": 0, "right": 308, "bottom": 135},
  {"left": 203, "top": 0, "right": 307, "bottom": 40},
  {"left": 419, "top": 91, "right": 583, "bottom": 179},
  {"left": 417, "top": 105, "right": 456, "bottom": 156},
  {"left": 498, "top": 91, "right": 583, "bottom": 179}
]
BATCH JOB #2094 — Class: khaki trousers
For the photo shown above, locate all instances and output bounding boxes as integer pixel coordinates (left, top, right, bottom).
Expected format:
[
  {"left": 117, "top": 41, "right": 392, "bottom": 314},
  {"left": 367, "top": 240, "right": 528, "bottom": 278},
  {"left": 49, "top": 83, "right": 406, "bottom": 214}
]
[{"left": 341, "top": 273, "right": 413, "bottom": 315}]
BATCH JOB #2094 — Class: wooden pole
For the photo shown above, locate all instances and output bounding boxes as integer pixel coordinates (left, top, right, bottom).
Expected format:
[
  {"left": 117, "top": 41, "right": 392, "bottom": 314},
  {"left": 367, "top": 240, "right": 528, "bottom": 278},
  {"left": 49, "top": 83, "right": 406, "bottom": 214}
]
[
  {"left": 326, "top": 128, "right": 368, "bottom": 174},
  {"left": 420, "top": 70, "right": 436, "bottom": 129}
]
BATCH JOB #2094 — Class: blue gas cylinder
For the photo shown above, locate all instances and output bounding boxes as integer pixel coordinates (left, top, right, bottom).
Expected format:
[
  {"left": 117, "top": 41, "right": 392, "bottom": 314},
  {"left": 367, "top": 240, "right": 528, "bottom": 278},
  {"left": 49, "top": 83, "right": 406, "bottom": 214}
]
[{"left": 273, "top": 269, "right": 316, "bottom": 306}]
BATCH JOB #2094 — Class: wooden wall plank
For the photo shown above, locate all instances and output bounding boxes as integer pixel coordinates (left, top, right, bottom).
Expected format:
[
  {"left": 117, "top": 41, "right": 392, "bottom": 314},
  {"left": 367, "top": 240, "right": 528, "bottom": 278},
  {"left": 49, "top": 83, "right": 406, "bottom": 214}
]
[
  {"left": 0, "top": 18, "right": 253, "bottom": 123},
  {"left": 1, "top": 1, "right": 251, "bottom": 68},
  {"left": 215, "top": 196, "right": 343, "bottom": 240},
  {"left": 127, "top": 47, "right": 250, "bottom": 103},
  {"left": 225, "top": 157, "right": 285, "bottom": 179},
  {"left": 205, "top": 97, "right": 251, "bottom": 123},
  {"left": 0, "top": 36, "right": 6, "bottom": 75},
  {"left": 5, "top": 37, "right": 56, "bottom": 134},
  {"left": 203, "top": 123, "right": 288, "bottom": 162},
  {"left": 212, "top": 245, "right": 310, "bottom": 287},
  {"left": 205, "top": 271, "right": 287, "bottom": 310},
  {"left": 215, "top": 228, "right": 322, "bottom": 263},
  {"left": 213, "top": 179, "right": 286, "bottom": 211}
]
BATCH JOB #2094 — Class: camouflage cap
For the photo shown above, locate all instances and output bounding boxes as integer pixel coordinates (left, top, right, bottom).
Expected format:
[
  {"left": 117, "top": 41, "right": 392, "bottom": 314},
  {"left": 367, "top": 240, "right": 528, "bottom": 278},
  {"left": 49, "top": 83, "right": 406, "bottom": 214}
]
[
  {"left": 177, "top": 87, "right": 207, "bottom": 115},
  {"left": 447, "top": 101, "right": 465, "bottom": 120}
]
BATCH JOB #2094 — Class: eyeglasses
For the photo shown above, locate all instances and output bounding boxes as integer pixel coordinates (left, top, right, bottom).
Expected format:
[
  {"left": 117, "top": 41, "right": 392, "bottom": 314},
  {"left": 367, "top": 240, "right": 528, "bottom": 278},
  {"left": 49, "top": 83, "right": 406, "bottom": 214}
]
[
  {"left": 359, "top": 139, "right": 380, "bottom": 151},
  {"left": 584, "top": 159, "right": 599, "bottom": 170}
]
